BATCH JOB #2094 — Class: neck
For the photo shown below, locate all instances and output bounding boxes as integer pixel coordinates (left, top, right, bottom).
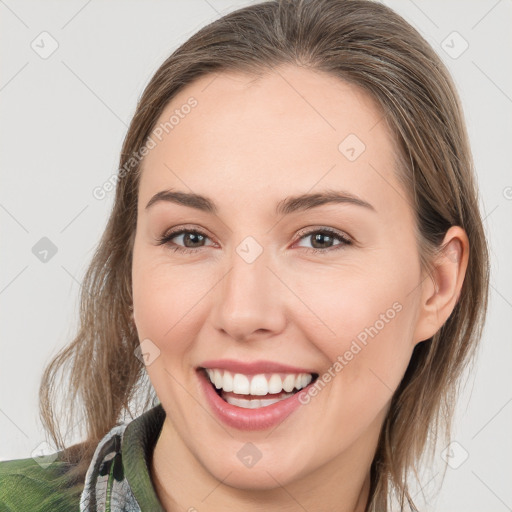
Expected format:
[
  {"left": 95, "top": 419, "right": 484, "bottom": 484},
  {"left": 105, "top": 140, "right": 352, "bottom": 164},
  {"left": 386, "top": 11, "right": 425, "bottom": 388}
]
[{"left": 150, "top": 417, "right": 381, "bottom": 512}]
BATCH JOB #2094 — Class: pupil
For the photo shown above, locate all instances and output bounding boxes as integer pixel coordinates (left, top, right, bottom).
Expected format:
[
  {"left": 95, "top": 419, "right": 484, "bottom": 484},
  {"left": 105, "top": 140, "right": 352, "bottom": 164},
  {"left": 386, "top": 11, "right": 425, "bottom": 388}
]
[
  {"left": 313, "top": 233, "right": 332, "bottom": 249},
  {"left": 185, "top": 233, "right": 203, "bottom": 247}
]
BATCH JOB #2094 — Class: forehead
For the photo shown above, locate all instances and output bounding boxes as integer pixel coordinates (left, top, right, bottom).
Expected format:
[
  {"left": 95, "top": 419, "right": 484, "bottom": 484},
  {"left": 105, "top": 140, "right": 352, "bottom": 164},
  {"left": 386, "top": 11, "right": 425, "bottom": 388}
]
[{"left": 138, "top": 65, "right": 408, "bottom": 220}]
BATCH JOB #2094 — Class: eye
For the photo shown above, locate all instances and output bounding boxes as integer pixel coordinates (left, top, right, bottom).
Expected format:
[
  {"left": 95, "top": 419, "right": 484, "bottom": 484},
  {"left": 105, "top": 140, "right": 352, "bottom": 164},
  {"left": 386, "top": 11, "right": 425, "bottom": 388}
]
[
  {"left": 156, "top": 228, "right": 214, "bottom": 254},
  {"left": 293, "top": 227, "right": 352, "bottom": 255},
  {"left": 156, "top": 226, "right": 352, "bottom": 255}
]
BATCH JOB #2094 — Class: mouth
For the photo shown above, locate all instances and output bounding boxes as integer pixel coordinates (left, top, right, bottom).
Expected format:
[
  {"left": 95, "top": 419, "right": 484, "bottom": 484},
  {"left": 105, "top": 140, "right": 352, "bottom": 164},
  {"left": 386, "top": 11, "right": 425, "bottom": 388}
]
[{"left": 198, "top": 367, "right": 319, "bottom": 409}]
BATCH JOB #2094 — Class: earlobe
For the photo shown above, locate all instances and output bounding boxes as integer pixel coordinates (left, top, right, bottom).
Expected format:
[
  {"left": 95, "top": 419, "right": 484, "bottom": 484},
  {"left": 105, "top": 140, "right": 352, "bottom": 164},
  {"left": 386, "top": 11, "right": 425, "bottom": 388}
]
[{"left": 413, "top": 226, "right": 469, "bottom": 344}]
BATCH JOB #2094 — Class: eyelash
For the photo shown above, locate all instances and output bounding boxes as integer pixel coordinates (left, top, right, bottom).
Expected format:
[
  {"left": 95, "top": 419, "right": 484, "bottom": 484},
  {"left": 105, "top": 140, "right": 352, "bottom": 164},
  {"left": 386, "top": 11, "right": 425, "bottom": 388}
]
[{"left": 156, "top": 226, "right": 352, "bottom": 255}]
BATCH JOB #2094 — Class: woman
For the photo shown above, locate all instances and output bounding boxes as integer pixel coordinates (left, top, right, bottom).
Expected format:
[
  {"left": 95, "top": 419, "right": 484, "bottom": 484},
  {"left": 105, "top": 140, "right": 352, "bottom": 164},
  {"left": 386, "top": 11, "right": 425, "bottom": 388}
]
[{"left": 0, "top": 0, "right": 489, "bottom": 510}]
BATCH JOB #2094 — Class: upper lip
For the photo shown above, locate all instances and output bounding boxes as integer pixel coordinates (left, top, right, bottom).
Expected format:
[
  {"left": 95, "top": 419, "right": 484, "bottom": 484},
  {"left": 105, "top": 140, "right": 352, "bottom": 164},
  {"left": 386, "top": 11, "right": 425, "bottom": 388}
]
[{"left": 197, "top": 359, "right": 318, "bottom": 376}]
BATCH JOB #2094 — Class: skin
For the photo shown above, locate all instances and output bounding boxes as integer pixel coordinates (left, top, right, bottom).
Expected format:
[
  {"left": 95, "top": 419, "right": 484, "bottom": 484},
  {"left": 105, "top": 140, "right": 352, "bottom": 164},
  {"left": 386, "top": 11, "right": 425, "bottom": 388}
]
[{"left": 131, "top": 65, "right": 469, "bottom": 512}]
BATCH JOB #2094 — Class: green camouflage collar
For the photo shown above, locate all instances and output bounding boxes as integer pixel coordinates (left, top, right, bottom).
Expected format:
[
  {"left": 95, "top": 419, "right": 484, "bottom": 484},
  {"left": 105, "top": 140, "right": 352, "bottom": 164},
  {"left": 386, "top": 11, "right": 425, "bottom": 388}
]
[{"left": 80, "top": 404, "right": 166, "bottom": 512}]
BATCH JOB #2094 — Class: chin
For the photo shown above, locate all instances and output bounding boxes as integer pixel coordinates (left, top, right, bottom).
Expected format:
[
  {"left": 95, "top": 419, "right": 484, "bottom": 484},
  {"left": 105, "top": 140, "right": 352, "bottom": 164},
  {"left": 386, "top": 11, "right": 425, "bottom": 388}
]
[{"left": 216, "top": 467, "right": 298, "bottom": 492}]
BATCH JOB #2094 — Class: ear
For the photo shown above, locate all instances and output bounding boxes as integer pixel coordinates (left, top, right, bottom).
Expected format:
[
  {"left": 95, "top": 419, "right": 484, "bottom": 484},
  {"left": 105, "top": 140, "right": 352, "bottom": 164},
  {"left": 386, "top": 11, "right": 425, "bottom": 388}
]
[{"left": 413, "top": 226, "right": 469, "bottom": 344}]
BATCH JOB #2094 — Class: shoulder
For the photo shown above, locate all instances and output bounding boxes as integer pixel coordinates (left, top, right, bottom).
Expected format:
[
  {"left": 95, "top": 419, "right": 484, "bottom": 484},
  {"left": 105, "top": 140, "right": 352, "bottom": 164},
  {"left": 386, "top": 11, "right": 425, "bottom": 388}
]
[{"left": 0, "top": 452, "right": 83, "bottom": 512}]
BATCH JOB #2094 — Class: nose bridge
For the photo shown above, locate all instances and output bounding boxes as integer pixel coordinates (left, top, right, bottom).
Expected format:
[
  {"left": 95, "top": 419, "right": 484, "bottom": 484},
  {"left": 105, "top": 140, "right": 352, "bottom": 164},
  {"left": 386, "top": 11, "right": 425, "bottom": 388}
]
[
  {"left": 225, "top": 242, "right": 268, "bottom": 303},
  {"left": 212, "top": 237, "right": 286, "bottom": 341}
]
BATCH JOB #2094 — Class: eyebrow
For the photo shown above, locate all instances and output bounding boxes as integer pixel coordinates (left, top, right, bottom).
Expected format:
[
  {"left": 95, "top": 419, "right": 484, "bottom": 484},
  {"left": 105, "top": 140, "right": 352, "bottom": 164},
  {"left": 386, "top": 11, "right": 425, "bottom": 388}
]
[{"left": 145, "top": 188, "right": 376, "bottom": 215}]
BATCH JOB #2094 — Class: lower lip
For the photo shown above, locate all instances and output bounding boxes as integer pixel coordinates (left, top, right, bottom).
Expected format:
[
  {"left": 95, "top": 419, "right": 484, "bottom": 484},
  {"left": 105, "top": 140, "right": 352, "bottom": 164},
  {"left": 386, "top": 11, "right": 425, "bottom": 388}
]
[{"left": 197, "top": 369, "right": 315, "bottom": 431}]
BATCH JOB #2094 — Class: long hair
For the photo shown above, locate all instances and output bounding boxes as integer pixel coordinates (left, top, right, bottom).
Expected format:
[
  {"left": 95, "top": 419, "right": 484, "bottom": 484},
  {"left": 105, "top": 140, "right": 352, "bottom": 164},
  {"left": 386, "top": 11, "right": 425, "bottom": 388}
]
[{"left": 39, "top": 1, "right": 490, "bottom": 509}]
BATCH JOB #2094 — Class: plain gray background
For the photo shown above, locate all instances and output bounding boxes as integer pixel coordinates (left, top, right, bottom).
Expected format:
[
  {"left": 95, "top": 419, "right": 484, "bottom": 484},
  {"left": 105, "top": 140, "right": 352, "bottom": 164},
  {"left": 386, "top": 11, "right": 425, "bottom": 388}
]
[{"left": 1, "top": 0, "right": 511, "bottom": 510}]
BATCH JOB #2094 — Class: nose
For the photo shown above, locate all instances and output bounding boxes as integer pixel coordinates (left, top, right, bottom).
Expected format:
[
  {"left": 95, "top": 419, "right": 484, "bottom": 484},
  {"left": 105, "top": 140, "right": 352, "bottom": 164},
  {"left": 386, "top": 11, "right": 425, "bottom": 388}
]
[{"left": 210, "top": 246, "right": 287, "bottom": 343}]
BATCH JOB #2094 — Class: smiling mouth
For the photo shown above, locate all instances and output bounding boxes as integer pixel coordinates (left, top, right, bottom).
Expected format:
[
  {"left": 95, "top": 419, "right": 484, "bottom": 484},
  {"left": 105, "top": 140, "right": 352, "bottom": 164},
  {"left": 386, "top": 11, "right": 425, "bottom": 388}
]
[{"left": 200, "top": 368, "right": 319, "bottom": 409}]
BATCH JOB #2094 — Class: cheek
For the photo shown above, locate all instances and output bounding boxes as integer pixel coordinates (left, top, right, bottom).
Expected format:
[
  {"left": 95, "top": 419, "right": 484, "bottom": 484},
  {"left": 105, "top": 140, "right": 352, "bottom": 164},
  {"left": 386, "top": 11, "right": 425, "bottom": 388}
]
[
  {"left": 293, "top": 271, "right": 419, "bottom": 450},
  {"left": 290, "top": 253, "right": 419, "bottom": 390},
  {"left": 132, "top": 249, "right": 214, "bottom": 360},
  {"left": 131, "top": 253, "right": 208, "bottom": 408}
]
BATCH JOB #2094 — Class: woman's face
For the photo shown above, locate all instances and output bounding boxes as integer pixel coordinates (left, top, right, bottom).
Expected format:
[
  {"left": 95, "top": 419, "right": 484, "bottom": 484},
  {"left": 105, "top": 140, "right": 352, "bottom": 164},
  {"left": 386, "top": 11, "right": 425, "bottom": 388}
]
[{"left": 132, "top": 65, "right": 431, "bottom": 489}]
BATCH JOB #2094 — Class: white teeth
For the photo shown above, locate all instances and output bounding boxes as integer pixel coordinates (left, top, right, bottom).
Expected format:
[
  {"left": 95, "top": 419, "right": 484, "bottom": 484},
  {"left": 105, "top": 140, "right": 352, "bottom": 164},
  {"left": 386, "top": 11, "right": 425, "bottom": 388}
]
[
  {"left": 213, "top": 369, "right": 223, "bottom": 389},
  {"left": 268, "top": 374, "right": 283, "bottom": 394},
  {"left": 302, "top": 374, "right": 312, "bottom": 388},
  {"left": 222, "top": 370, "right": 233, "bottom": 392},
  {"left": 232, "top": 373, "right": 250, "bottom": 394},
  {"left": 283, "top": 374, "right": 296, "bottom": 393},
  {"left": 204, "top": 369, "right": 315, "bottom": 395},
  {"left": 224, "top": 393, "right": 296, "bottom": 408},
  {"left": 250, "top": 374, "right": 269, "bottom": 396}
]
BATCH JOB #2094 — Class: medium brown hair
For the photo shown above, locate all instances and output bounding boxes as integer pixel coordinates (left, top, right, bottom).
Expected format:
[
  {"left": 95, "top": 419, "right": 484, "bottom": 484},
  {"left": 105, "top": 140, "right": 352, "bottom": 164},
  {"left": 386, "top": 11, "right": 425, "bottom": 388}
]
[{"left": 40, "top": 0, "right": 490, "bottom": 509}]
